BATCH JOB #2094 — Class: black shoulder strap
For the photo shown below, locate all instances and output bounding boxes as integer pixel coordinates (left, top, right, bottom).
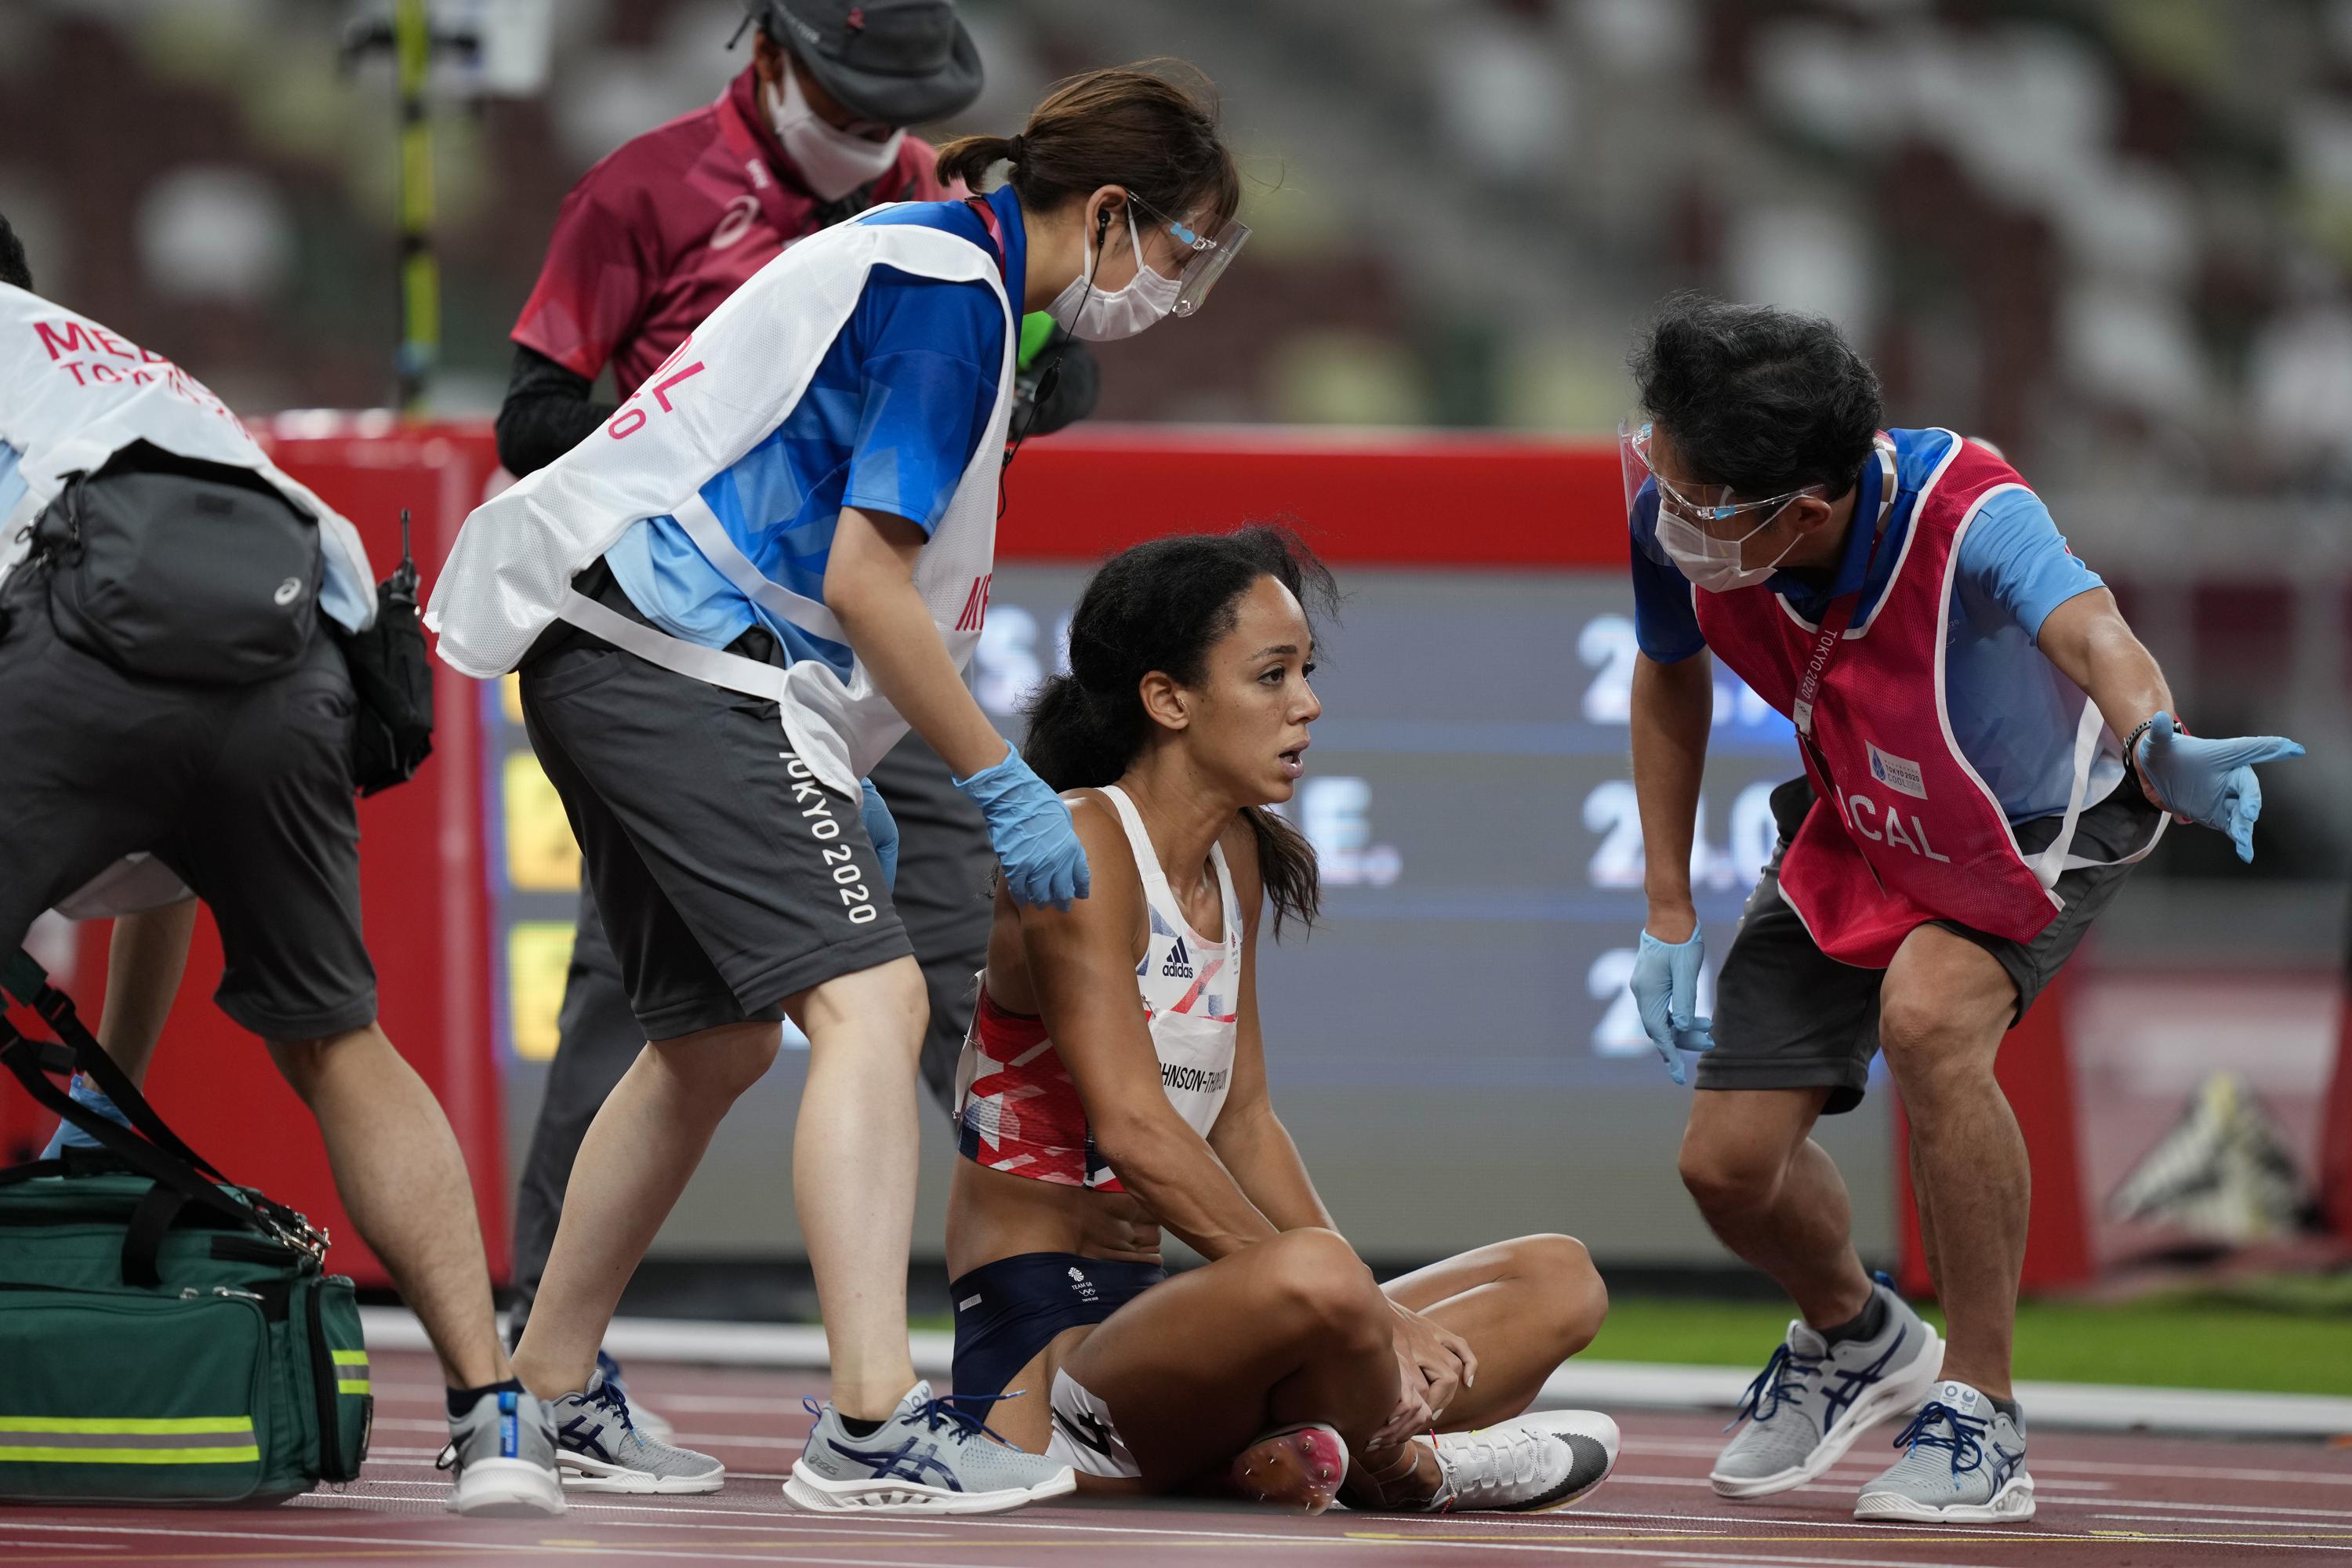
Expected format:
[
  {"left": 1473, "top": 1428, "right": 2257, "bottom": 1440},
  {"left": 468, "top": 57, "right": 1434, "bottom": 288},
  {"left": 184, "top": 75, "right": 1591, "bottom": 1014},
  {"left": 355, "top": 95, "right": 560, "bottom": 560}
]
[
  {"left": 1, "top": 947, "right": 227, "bottom": 1182},
  {"left": 0, "top": 949, "right": 325, "bottom": 1265}
]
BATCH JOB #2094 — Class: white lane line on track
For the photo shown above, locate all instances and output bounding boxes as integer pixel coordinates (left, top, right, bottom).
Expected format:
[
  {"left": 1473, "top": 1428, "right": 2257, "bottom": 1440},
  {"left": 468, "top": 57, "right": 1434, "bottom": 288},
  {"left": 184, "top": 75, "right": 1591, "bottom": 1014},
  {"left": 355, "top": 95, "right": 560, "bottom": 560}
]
[
  {"left": 0, "top": 1521, "right": 1022, "bottom": 1567},
  {"left": 323, "top": 1494, "right": 2352, "bottom": 1557},
  {"left": 2092, "top": 1514, "right": 2352, "bottom": 1531},
  {"left": 0, "top": 1541, "right": 122, "bottom": 1552},
  {"left": 2065, "top": 1499, "right": 2352, "bottom": 1520}
]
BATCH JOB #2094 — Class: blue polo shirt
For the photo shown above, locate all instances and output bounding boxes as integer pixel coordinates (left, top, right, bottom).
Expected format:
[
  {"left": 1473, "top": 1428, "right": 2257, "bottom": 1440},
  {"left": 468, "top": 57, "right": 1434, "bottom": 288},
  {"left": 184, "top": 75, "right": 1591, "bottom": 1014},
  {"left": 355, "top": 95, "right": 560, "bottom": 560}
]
[
  {"left": 604, "top": 184, "right": 1025, "bottom": 674},
  {"left": 1630, "top": 428, "right": 2114, "bottom": 823}
]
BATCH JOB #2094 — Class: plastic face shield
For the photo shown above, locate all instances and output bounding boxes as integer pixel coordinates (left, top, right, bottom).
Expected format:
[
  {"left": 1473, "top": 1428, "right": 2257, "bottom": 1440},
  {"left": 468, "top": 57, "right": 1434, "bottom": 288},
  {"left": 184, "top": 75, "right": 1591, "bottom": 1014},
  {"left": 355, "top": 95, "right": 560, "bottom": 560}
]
[
  {"left": 1618, "top": 419, "right": 1813, "bottom": 554},
  {"left": 1132, "top": 195, "right": 1248, "bottom": 317}
]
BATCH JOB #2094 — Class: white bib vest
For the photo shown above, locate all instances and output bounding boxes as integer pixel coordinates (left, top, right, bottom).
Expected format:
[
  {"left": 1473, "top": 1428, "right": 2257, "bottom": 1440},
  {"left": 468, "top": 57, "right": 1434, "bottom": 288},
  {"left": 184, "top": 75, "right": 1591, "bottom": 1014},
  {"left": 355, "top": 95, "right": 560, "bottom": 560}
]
[
  {"left": 0, "top": 283, "right": 379, "bottom": 921},
  {"left": 0, "top": 283, "right": 375, "bottom": 625},
  {"left": 425, "top": 213, "right": 1014, "bottom": 800}
]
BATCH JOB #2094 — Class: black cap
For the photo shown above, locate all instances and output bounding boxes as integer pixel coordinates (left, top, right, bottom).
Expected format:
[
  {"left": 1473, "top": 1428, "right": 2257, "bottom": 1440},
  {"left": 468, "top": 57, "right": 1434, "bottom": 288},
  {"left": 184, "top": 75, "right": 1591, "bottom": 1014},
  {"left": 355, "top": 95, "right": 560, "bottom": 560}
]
[{"left": 744, "top": 0, "right": 982, "bottom": 127}]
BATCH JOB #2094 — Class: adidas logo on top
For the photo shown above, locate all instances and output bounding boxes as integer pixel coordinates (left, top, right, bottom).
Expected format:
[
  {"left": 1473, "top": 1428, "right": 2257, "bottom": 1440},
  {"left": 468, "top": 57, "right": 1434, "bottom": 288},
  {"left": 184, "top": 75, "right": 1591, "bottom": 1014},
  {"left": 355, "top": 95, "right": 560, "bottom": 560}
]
[{"left": 1160, "top": 936, "right": 1194, "bottom": 980}]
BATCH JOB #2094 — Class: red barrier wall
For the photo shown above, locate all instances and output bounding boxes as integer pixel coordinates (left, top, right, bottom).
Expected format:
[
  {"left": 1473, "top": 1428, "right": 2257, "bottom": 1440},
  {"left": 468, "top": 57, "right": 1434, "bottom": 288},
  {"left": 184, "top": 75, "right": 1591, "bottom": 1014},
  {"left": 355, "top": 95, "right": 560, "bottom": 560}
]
[
  {"left": 2, "top": 419, "right": 2103, "bottom": 1294},
  {"left": 1, "top": 425, "right": 509, "bottom": 1288}
]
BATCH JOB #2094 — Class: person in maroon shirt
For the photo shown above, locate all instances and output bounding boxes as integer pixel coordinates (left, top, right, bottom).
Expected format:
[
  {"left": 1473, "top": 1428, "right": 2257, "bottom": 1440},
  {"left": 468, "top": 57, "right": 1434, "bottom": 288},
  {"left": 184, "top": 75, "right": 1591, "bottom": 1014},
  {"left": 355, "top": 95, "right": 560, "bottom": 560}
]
[{"left": 492, "top": 0, "right": 1099, "bottom": 1396}]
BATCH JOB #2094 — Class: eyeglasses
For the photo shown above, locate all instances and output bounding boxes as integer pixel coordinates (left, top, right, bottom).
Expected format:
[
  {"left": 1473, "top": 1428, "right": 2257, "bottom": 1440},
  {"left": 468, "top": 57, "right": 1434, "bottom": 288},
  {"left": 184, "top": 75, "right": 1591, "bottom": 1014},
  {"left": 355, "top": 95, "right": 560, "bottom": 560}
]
[
  {"left": 1127, "top": 193, "right": 1249, "bottom": 317},
  {"left": 1622, "top": 421, "right": 1820, "bottom": 538}
]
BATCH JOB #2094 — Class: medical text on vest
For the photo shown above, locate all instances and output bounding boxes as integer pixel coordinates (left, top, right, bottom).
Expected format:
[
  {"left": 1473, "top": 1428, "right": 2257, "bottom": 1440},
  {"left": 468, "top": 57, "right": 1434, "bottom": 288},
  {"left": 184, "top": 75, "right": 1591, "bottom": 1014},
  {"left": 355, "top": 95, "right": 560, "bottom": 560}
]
[
  {"left": 31, "top": 319, "right": 235, "bottom": 423},
  {"left": 1835, "top": 787, "right": 1954, "bottom": 863}
]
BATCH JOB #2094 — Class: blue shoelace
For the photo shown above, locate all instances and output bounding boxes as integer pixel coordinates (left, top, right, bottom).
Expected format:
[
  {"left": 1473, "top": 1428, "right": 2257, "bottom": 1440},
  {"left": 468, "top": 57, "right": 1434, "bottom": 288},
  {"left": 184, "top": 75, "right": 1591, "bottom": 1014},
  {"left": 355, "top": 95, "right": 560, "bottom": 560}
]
[
  {"left": 1729, "top": 1342, "right": 1821, "bottom": 1431},
  {"left": 1892, "top": 1400, "right": 1989, "bottom": 1476},
  {"left": 587, "top": 1371, "right": 638, "bottom": 1435},
  {"left": 802, "top": 1389, "right": 1025, "bottom": 1448}
]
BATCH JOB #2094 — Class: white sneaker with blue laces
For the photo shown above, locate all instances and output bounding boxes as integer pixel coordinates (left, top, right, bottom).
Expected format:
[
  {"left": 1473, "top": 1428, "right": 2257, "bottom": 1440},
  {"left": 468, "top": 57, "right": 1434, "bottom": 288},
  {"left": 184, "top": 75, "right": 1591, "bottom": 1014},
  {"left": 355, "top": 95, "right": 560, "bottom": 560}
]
[
  {"left": 786, "top": 1382, "right": 1075, "bottom": 1515},
  {"left": 548, "top": 1364, "right": 724, "bottom": 1494},
  {"left": 1854, "top": 1380, "right": 2034, "bottom": 1523},
  {"left": 1709, "top": 1275, "right": 1943, "bottom": 1499}
]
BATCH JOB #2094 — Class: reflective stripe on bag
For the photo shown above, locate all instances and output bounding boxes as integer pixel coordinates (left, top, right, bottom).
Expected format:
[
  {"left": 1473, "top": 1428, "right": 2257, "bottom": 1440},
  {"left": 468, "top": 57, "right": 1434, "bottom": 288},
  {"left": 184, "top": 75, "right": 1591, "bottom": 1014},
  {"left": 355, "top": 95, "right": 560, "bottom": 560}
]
[
  {"left": 332, "top": 1348, "right": 370, "bottom": 1396},
  {"left": 0, "top": 1415, "right": 259, "bottom": 1465}
]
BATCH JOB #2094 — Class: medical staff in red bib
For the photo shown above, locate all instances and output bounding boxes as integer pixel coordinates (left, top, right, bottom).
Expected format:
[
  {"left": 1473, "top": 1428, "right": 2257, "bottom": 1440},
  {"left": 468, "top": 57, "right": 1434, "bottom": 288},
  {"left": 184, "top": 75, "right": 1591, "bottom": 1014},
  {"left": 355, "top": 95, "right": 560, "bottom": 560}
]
[
  {"left": 428, "top": 63, "right": 1245, "bottom": 1515},
  {"left": 1619, "top": 296, "right": 2301, "bottom": 1526}
]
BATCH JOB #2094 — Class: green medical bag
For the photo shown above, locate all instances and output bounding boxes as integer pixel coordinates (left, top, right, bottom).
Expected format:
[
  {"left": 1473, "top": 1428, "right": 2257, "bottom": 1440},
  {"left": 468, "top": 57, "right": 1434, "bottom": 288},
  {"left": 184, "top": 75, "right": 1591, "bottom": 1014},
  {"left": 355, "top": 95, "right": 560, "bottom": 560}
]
[{"left": 0, "top": 950, "right": 371, "bottom": 1504}]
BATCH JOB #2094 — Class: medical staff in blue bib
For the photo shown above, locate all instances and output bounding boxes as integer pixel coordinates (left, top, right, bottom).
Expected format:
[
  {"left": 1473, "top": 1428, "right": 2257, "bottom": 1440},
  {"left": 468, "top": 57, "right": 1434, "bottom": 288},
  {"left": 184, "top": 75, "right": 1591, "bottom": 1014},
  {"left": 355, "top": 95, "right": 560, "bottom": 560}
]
[{"left": 426, "top": 64, "right": 1247, "bottom": 1512}]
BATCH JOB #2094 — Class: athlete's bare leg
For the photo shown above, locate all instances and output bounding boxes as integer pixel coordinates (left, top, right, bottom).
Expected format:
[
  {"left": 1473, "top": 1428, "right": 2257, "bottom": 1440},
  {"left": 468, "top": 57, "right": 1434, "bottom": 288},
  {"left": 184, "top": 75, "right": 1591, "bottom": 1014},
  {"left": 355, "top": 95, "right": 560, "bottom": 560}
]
[
  {"left": 1875, "top": 924, "right": 2024, "bottom": 1401},
  {"left": 513, "top": 1021, "right": 779, "bottom": 1399},
  {"left": 788, "top": 956, "right": 928, "bottom": 1421},
  {"left": 1050, "top": 1229, "right": 1399, "bottom": 1491},
  {"left": 97, "top": 898, "right": 198, "bottom": 1082},
  {"left": 1380, "top": 1234, "right": 1609, "bottom": 1428},
  {"left": 1678, "top": 1087, "right": 1876, "bottom": 1330}
]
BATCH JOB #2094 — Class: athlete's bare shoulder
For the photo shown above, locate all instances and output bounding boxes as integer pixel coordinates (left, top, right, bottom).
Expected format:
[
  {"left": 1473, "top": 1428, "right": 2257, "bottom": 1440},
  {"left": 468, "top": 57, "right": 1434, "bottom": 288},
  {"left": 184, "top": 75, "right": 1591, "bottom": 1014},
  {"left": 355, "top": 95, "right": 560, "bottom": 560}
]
[{"left": 1056, "top": 789, "right": 1145, "bottom": 914}]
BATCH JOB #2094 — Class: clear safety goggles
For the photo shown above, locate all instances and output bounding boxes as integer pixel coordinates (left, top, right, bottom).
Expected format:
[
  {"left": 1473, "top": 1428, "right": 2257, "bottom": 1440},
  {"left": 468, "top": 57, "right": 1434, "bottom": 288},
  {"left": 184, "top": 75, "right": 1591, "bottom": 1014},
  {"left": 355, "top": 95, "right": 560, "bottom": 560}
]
[
  {"left": 1618, "top": 419, "right": 1819, "bottom": 539},
  {"left": 1129, "top": 194, "right": 1250, "bottom": 317}
]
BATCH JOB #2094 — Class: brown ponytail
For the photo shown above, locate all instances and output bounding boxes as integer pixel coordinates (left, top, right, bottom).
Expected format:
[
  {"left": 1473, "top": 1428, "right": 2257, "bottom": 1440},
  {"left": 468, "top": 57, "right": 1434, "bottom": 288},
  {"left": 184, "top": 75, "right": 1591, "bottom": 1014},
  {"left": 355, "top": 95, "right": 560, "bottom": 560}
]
[{"left": 936, "top": 60, "right": 1240, "bottom": 230}]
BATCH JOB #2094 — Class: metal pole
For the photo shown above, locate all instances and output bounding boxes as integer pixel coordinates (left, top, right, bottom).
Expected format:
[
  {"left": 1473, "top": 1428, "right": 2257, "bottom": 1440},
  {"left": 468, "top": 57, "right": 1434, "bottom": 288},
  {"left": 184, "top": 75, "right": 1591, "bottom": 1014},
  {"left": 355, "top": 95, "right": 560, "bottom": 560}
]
[{"left": 394, "top": 0, "right": 437, "bottom": 413}]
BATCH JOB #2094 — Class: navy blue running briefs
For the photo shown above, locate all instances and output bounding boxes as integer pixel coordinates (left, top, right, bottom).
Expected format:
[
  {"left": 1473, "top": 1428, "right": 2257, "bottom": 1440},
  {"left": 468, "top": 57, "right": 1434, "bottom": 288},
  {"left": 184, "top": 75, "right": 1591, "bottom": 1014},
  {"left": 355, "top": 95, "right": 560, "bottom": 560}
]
[{"left": 949, "top": 1252, "right": 1165, "bottom": 1400}]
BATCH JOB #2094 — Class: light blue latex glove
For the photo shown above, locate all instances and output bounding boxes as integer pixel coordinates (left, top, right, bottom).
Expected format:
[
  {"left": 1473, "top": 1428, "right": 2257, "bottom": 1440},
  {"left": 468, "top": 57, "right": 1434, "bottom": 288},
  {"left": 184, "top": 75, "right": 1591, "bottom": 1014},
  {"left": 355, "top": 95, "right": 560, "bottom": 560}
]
[
  {"left": 1632, "top": 926, "right": 1717, "bottom": 1087},
  {"left": 953, "top": 746, "right": 1091, "bottom": 911},
  {"left": 40, "top": 1073, "right": 132, "bottom": 1159},
  {"left": 2134, "top": 711, "right": 2304, "bottom": 863},
  {"left": 858, "top": 777, "right": 899, "bottom": 892}
]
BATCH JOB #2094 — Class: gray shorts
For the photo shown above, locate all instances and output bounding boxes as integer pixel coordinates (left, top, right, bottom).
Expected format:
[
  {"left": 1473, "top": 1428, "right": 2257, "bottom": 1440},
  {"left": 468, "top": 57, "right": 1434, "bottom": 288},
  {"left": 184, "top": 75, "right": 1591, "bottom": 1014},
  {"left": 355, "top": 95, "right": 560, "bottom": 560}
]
[
  {"left": 516, "top": 568, "right": 912, "bottom": 1040},
  {"left": 0, "top": 571, "right": 376, "bottom": 1040},
  {"left": 1697, "top": 776, "right": 2161, "bottom": 1113}
]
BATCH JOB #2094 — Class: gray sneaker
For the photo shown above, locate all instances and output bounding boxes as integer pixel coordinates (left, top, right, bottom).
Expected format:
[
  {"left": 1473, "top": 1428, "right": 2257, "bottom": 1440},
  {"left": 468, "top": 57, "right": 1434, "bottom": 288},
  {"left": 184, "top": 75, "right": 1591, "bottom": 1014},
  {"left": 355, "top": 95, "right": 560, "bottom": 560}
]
[
  {"left": 1710, "top": 1276, "right": 1943, "bottom": 1499},
  {"left": 786, "top": 1381, "right": 1077, "bottom": 1515},
  {"left": 442, "top": 1388, "right": 566, "bottom": 1517},
  {"left": 549, "top": 1366, "right": 725, "bottom": 1494},
  {"left": 1854, "top": 1381, "right": 2034, "bottom": 1523}
]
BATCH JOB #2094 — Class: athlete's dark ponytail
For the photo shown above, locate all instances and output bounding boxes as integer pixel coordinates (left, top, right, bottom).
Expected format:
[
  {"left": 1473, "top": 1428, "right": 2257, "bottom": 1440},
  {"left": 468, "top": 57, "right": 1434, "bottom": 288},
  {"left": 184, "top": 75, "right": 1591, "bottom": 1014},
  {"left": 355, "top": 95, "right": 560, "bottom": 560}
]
[{"left": 1022, "top": 525, "right": 1335, "bottom": 938}]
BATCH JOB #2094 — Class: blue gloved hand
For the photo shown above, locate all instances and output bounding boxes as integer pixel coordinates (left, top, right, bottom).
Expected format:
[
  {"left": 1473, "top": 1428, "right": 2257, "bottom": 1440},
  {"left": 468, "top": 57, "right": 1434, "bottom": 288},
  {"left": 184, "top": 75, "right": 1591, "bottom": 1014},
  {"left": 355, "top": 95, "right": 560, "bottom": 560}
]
[
  {"left": 953, "top": 746, "right": 1090, "bottom": 911},
  {"left": 1631, "top": 926, "right": 1717, "bottom": 1087},
  {"left": 2134, "top": 711, "right": 2304, "bottom": 863},
  {"left": 39, "top": 1073, "right": 133, "bottom": 1159},
  {"left": 859, "top": 777, "right": 899, "bottom": 893}
]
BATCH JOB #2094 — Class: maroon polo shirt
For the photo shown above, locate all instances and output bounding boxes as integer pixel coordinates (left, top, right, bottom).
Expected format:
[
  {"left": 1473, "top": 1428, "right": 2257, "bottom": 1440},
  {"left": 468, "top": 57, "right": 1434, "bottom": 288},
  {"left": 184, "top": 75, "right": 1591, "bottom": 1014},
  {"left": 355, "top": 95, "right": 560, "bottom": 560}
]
[{"left": 511, "top": 65, "right": 954, "bottom": 394}]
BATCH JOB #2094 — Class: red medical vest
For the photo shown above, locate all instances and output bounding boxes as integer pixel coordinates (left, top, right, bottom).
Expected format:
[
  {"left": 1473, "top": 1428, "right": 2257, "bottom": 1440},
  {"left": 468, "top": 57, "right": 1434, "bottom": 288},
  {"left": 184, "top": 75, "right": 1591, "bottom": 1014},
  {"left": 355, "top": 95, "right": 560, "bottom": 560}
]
[
  {"left": 1694, "top": 434, "right": 2069, "bottom": 968},
  {"left": 511, "top": 66, "right": 952, "bottom": 394}
]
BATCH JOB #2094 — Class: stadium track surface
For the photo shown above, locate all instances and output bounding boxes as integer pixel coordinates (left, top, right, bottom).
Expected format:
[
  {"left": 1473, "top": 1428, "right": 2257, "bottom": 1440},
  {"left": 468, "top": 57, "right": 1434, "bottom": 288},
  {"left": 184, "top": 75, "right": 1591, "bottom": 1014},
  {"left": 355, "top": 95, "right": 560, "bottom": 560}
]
[{"left": 0, "top": 1352, "right": 2346, "bottom": 1566}]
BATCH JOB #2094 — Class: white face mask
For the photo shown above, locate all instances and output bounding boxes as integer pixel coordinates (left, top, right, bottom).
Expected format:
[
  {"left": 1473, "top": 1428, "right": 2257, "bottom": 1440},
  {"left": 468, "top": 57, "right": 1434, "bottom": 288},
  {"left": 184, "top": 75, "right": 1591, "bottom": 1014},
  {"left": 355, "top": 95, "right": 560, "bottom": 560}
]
[
  {"left": 768, "top": 66, "right": 903, "bottom": 202},
  {"left": 1655, "top": 501, "right": 1799, "bottom": 593},
  {"left": 1047, "top": 206, "right": 1181, "bottom": 342}
]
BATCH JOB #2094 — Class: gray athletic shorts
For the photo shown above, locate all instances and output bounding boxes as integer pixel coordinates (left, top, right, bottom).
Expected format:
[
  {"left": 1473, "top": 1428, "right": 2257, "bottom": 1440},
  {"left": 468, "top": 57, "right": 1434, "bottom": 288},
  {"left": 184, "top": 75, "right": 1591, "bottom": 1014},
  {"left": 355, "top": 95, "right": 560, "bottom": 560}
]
[
  {"left": 1698, "top": 776, "right": 2162, "bottom": 1113},
  {"left": 517, "top": 568, "right": 913, "bottom": 1040},
  {"left": 0, "top": 570, "right": 376, "bottom": 1040}
]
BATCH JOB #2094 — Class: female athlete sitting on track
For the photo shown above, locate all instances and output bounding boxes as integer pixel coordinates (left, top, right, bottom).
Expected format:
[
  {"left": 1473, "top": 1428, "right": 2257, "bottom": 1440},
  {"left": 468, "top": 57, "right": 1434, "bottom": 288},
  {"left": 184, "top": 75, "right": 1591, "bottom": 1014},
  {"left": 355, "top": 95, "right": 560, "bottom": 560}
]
[{"left": 946, "top": 525, "right": 1620, "bottom": 1514}]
